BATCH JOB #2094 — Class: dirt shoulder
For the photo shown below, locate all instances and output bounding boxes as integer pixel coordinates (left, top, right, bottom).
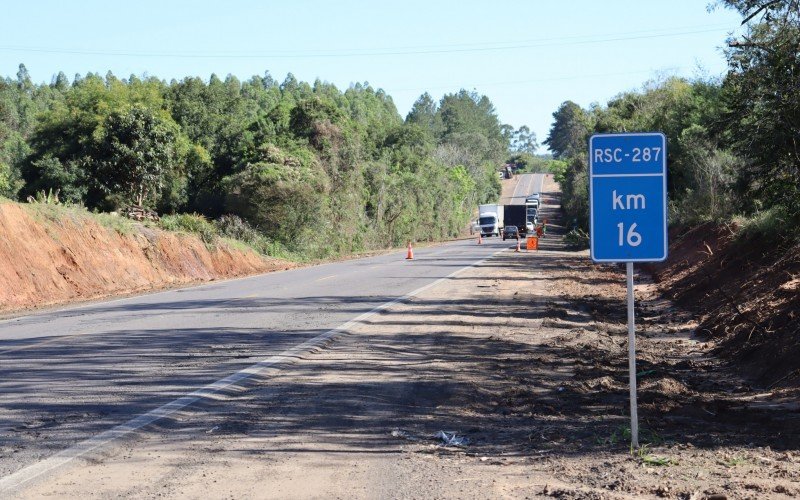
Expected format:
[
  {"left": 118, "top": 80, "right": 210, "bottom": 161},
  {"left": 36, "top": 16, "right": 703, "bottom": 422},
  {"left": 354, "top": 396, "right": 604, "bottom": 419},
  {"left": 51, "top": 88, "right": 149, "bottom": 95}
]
[{"left": 17, "top": 179, "right": 800, "bottom": 499}]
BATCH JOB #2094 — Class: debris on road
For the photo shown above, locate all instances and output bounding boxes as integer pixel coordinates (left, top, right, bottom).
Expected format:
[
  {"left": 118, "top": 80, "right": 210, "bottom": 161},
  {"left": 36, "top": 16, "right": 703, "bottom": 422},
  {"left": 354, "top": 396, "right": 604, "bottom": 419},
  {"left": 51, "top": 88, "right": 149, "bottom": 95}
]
[
  {"left": 434, "top": 431, "right": 468, "bottom": 447},
  {"left": 390, "top": 428, "right": 418, "bottom": 441}
]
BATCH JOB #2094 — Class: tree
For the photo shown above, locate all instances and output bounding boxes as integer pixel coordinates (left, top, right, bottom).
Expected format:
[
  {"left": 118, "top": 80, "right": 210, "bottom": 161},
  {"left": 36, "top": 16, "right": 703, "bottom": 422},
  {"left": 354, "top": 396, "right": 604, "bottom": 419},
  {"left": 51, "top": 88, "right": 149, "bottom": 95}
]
[
  {"left": 718, "top": 0, "right": 800, "bottom": 225},
  {"left": 544, "top": 101, "right": 592, "bottom": 159},
  {"left": 91, "top": 105, "right": 179, "bottom": 207},
  {"left": 511, "top": 125, "right": 538, "bottom": 154},
  {"left": 406, "top": 92, "right": 441, "bottom": 136},
  {"left": 222, "top": 143, "right": 328, "bottom": 247},
  {"left": 52, "top": 72, "right": 69, "bottom": 91},
  {"left": 16, "top": 64, "right": 32, "bottom": 93},
  {"left": 4, "top": 66, "right": 493, "bottom": 255}
]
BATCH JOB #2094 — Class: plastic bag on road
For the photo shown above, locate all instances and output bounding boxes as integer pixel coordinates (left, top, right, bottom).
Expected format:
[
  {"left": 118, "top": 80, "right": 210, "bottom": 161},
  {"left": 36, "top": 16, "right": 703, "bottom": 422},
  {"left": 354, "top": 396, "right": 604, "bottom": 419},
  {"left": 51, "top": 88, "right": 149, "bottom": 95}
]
[{"left": 434, "top": 430, "right": 468, "bottom": 447}]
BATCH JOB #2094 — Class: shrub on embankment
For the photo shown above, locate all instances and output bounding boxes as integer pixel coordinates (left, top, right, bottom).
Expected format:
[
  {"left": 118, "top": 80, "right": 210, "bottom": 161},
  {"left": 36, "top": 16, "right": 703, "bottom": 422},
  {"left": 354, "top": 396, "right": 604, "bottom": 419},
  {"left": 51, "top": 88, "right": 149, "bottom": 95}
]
[{"left": 0, "top": 201, "right": 293, "bottom": 313}]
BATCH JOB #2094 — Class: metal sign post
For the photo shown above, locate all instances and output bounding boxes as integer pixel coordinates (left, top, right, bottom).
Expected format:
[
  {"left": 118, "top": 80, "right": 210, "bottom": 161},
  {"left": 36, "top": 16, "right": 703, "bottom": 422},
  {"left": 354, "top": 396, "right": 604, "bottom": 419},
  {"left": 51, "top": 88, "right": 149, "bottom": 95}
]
[
  {"left": 589, "top": 132, "right": 667, "bottom": 449},
  {"left": 626, "top": 262, "right": 639, "bottom": 447}
]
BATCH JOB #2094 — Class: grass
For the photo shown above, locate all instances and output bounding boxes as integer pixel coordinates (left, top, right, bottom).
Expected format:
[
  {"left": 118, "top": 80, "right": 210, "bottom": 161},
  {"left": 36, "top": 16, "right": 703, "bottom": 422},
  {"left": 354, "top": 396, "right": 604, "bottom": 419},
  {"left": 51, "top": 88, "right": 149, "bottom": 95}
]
[
  {"left": 601, "top": 425, "right": 664, "bottom": 447},
  {"left": 595, "top": 426, "right": 675, "bottom": 466},
  {"left": 635, "top": 444, "right": 676, "bottom": 466},
  {"left": 18, "top": 200, "right": 145, "bottom": 237},
  {"left": 11, "top": 197, "right": 302, "bottom": 261},
  {"left": 721, "top": 455, "right": 748, "bottom": 467},
  {"left": 159, "top": 213, "right": 218, "bottom": 244},
  {"left": 734, "top": 205, "right": 800, "bottom": 244},
  {"left": 93, "top": 211, "right": 140, "bottom": 235}
]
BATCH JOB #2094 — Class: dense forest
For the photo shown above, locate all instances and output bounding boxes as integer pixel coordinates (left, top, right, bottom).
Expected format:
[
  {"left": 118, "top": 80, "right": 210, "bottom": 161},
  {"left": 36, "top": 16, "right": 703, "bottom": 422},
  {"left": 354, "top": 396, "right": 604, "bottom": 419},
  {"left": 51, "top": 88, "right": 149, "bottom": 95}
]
[
  {"left": 0, "top": 67, "right": 533, "bottom": 258},
  {"left": 547, "top": 0, "right": 800, "bottom": 244}
]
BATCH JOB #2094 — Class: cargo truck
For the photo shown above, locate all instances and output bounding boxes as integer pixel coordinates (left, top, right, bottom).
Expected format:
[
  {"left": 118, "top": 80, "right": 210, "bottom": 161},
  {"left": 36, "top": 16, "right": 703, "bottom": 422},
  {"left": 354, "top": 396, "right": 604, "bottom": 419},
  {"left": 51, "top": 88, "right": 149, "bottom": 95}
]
[
  {"left": 503, "top": 204, "right": 528, "bottom": 236},
  {"left": 477, "top": 204, "right": 503, "bottom": 237}
]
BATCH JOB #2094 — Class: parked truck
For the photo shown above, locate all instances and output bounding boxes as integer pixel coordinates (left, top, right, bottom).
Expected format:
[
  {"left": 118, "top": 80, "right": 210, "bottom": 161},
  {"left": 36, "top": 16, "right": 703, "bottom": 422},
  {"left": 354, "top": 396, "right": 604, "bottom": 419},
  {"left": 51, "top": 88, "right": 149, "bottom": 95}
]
[
  {"left": 477, "top": 204, "right": 504, "bottom": 237},
  {"left": 503, "top": 204, "right": 528, "bottom": 236}
]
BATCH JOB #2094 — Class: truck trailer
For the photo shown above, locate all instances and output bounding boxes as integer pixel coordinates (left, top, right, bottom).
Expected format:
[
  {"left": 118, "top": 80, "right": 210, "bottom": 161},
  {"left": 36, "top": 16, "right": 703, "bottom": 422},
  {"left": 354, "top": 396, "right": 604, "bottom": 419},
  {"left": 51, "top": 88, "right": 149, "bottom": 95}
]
[
  {"left": 477, "top": 204, "right": 504, "bottom": 237},
  {"left": 503, "top": 204, "right": 528, "bottom": 236}
]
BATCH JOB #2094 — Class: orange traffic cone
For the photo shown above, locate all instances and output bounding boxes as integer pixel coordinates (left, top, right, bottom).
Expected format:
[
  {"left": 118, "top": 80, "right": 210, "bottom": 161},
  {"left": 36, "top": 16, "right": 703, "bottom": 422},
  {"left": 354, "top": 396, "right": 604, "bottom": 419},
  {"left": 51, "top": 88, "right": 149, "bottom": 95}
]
[
  {"left": 477, "top": 233, "right": 483, "bottom": 245},
  {"left": 406, "top": 242, "right": 414, "bottom": 260},
  {"left": 515, "top": 236, "right": 521, "bottom": 252}
]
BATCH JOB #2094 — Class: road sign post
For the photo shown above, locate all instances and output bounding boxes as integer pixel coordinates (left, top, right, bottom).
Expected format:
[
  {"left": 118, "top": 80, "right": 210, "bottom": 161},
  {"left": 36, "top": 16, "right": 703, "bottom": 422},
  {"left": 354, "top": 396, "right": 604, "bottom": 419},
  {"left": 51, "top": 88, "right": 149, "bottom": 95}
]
[{"left": 589, "top": 132, "right": 667, "bottom": 449}]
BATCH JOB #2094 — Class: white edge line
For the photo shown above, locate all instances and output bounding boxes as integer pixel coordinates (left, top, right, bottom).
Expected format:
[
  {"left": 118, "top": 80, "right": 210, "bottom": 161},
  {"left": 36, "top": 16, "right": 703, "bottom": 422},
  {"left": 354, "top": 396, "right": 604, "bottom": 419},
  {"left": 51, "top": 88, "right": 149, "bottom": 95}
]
[{"left": 0, "top": 245, "right": 507, "bottom": 493}]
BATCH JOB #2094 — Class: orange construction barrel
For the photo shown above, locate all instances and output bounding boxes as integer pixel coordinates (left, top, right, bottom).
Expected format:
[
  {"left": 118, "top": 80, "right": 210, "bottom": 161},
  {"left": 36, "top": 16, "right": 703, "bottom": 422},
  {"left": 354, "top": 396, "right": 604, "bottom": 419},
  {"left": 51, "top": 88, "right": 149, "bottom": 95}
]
[{"left": 527, "top": 236, "right": 539, "bottom": 251}]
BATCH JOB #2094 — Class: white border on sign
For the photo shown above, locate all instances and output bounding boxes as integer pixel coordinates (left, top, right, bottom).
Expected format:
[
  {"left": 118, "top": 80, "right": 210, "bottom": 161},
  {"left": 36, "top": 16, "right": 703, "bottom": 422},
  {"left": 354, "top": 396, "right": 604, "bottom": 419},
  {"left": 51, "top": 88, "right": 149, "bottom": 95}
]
[{"left": 588, "top": 132, "right": 668, "bottom": 263}]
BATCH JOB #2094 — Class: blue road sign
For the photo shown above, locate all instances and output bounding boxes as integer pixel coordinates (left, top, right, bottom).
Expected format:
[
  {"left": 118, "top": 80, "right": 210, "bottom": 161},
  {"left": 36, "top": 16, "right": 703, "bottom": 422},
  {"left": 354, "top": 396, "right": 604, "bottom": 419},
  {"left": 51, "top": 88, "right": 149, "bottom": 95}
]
[{"left": 589, "top": 133, "right": 667, "bottom": 263}]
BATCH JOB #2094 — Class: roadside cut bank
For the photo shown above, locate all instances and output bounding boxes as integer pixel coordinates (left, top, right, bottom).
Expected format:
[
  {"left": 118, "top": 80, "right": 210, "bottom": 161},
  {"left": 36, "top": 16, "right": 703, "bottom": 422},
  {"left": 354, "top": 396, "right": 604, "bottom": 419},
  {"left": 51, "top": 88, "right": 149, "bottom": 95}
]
[
  {"left": 0, "top": 201, "right": 294, "bottom": 314},
  {"left": 649, "top": 223, "right": 800, "bottom": 390}
]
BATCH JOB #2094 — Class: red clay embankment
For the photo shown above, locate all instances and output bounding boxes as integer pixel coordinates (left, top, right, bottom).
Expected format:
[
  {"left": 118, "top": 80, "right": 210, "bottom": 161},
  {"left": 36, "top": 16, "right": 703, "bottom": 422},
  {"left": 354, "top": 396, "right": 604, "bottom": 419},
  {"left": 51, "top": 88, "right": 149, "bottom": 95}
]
[
  {"left": 0, "top": 202, "right": 294, "bottom": 314},
  {"left": 650, "top": 223, "right": 800, "bottom": 389}
]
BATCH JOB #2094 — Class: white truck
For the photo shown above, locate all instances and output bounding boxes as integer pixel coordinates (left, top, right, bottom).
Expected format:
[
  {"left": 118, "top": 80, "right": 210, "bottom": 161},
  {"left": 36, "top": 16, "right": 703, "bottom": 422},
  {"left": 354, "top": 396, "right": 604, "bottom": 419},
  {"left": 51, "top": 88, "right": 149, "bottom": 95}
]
[{"left": 477, "top": 203, "right": 504, "bottom": 237}]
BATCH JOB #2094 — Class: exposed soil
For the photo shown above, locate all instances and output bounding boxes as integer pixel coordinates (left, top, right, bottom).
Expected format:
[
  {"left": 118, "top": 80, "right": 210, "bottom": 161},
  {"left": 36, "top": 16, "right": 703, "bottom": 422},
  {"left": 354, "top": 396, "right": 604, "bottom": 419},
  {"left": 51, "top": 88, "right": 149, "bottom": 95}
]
[
  {"left": 17, "top": 176, "right": 799, "bottom": 499},
  {"left": 0, "top": 202, "right": 294, "bottom": 314},
  {"left": 648, "top": 224, "right": 800, "bottom": 390}
]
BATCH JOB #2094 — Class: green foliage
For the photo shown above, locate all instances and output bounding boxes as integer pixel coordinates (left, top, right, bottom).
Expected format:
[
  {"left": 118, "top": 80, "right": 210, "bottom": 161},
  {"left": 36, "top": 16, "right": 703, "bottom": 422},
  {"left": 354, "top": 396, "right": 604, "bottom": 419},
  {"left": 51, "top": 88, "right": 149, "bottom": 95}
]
[
  {"left": 673, "top": 125, "right": 740, "bottom": 224},
  {"left": 636, "top": 445, "right": 676, "bottom": 467},
  {"left": 159, "top": 213, "right": 217, "bottom": 244},
  {"left": 406, "top": 92, "right": 442, "bottom": 136},
  {"left": 2, "top": 67, "right": 534, "bottom": 260},
  {"left": 544, "top": 101, "right": 592, "bottom": 160},
  {"left": 718, "top": 0, "right": 800, "bottom": 227},
  {"left": 721, "top": 455, "right": 748, "bottom": 467},
  {"left": 222, "top": 143, "right": 328, "bottom": 250},
  {"left": 91, "top": 105, "right": 180, "bottom": 207},
  {"left": 564, "top": 227, "right": 589, "bottom": 249},
  {"left": 508, "top": 125, "right": 538, "bottom": 154},
  {"left": 549, "top": 76, "right": 757, "bottom": 232},
  {"left": 735, "top": 205, "right": 800, "bottom": 244},
  {"left": 548, "top": 159, "right": 568, "bottom": 181},
  {"left": 559, "top": 156, "right": 589, "bottom": 230},
  {"left": 509, "top": 153, "right": 566, "bottom": 176},
  {"left": 547, "top": 2, "right": 800, "bottom": 238}
]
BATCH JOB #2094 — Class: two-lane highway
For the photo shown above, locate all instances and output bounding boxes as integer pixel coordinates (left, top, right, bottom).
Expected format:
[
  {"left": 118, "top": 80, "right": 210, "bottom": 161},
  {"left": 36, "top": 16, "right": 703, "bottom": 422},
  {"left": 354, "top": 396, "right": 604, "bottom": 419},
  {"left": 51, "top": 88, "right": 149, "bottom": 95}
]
[
  {"left": 0, "top": 235, "right": 509, "bottom": 492},
  {"left": 505, "top": 172, "right": 545, "bottom": 205}
]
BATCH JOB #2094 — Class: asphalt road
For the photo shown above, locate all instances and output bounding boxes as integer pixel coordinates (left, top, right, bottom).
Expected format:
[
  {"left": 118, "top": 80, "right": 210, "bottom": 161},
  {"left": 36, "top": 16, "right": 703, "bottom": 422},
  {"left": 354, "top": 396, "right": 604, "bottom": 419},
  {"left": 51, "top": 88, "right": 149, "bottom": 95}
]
[
  {"left": 508, "top": 172, "right": 544, "bottom": 205},
  {"left": 0, "top": 234, "right": 511, "bottom": 490}
]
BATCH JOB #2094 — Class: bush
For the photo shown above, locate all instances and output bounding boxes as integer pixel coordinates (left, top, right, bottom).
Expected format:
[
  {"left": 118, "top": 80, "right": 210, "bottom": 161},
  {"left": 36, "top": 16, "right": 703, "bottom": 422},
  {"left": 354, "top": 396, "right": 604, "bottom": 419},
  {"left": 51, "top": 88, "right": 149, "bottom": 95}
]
[
  {"left": 734, "top": 205, "right": 800, "bottom": 244},
  {"left": 215, "top": 214, "right": 293, "bottom": 258},
  {"left": 159, "top": 213, "right": 218, "bottom": 244},
  {"left": 215, "top": 214, "right": 257, "bottom": 241},
  {"left": 564, "top": 227, "right": 590, "bottom": 249}
]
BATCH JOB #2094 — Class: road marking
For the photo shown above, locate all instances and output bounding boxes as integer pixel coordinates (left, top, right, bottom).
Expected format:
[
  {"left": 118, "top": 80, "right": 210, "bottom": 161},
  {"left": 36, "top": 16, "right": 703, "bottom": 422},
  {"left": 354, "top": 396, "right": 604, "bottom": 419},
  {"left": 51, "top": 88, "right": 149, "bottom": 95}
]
[
  {"left": 0, "top": 334, "right": 84, "bottom": 355},
  {"left": 316, "top": 275, "right": 337, "bottom": 281},
  {"left": 511, "top": 172, "right": 532, "bottom": 201},
  {"left": 0, "top": 245, "right": 506, "bottom": 494}
]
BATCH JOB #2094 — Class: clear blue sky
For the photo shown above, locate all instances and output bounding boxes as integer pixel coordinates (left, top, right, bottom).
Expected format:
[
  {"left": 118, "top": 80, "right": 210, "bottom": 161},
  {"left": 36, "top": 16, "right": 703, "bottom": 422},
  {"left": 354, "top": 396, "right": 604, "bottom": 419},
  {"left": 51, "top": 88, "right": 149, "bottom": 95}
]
[{"left": 1, "top": 0, "right": 743, "bottom": 150}]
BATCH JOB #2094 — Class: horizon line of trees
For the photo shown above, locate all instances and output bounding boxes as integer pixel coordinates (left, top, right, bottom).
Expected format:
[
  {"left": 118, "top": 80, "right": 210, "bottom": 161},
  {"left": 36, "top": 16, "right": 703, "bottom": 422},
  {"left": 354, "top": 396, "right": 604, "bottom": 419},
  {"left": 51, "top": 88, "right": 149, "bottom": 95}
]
[{"left": 0, "top": 66, "right": 538, "bottom": 257}]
